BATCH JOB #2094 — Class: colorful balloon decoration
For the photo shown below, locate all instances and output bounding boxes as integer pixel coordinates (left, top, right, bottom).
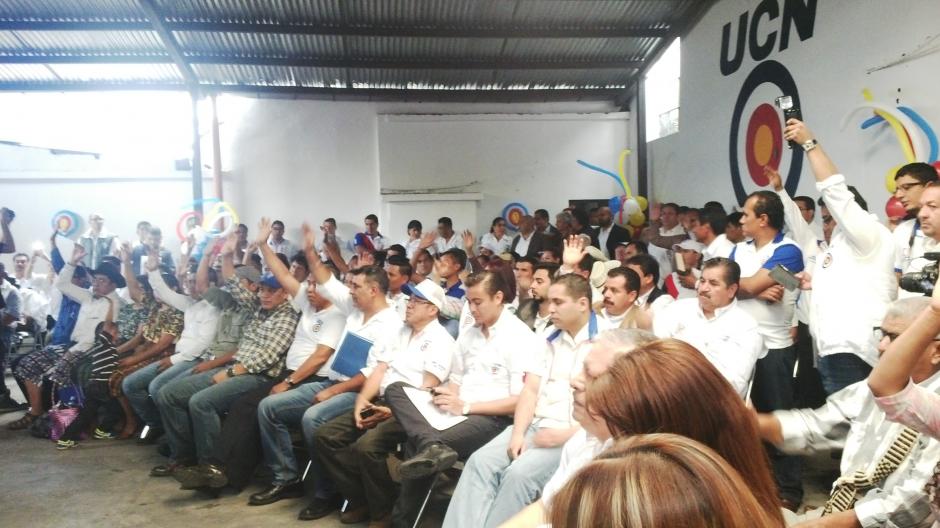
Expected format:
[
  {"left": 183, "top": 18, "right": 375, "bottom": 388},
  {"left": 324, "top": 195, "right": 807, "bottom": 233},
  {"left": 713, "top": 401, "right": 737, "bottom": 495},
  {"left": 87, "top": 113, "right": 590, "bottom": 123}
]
[
  {"left": 885, "top": 196, "right": 907, "bottom": 220},
  {"left": 577, "top": 148, "right": 649, "bottom": 227}
]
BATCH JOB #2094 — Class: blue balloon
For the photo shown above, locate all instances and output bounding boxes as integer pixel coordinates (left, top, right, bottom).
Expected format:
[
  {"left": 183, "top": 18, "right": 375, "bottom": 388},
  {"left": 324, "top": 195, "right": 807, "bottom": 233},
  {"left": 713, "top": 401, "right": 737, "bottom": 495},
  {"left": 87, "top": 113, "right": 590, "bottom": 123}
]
[
  {"left": 577, "top": 159, "right": 627, "bottom": 193},
  {"left": 609, "top": 195, "right": 622, "bottom": 212},
  {"left": 898, "top": 106, "right": 939, "bottom": 162}
]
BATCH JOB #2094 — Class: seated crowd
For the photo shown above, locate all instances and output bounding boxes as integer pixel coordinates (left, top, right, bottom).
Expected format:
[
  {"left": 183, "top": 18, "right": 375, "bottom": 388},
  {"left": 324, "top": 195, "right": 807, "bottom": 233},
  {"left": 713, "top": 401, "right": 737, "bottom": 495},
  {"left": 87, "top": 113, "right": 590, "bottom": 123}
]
[{"left": 3, "top": 118, "right": 940, "bottom": 527}]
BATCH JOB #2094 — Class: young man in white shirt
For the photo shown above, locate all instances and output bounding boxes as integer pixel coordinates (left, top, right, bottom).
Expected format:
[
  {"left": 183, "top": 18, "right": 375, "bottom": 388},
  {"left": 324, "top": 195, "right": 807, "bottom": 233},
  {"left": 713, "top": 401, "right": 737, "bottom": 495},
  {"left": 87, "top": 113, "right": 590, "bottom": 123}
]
[
  {"left": 265, "top": 220, "right": 296, "bottom": 260},
  {"left": 444, "top": 274, "right": 606, "bottom": 528},
  {"left": 254, "top": 222, "right": 402, "bottom": 513},
  {"left": 384, "top": 256, "right": 411, "bottom": 320},
  {"left": 693, "top": 208, "right": 735, "bottom": 260},
  {"left": 312, "top": 279, "right": 456, "bottom": 524},
  {"left": 384, "top": 270, "right": 546, "bottom": 527},
  {"left": 624, "top": 254, "right": 673, "bottom": 314},
  {"left": 653, "top": 257, "right": 765, "bottom": 398},
  {"left": 892, "top": 163, "right": 938, "bottom": 286},
  {"left": 402, "top": 220, "right": 423, "bottom": 259}
]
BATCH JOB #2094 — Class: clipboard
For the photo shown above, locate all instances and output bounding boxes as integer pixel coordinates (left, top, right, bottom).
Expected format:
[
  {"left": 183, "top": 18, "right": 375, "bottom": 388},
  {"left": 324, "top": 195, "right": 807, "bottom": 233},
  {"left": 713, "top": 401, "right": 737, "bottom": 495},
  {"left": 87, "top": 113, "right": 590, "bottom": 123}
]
[{"left": 330, "top": 332, "right": 374, "bottom": 377}]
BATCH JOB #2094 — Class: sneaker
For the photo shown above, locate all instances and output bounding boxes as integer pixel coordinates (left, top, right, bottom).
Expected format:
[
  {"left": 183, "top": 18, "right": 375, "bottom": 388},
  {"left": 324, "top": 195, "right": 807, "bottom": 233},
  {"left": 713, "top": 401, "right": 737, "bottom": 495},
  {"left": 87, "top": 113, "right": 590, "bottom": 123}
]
[
  {"left": 56, "top": 439, "right": 77, "bottom": 450},
  {"left": 93, "top": 428, "right": 116, "bottom": 440}
]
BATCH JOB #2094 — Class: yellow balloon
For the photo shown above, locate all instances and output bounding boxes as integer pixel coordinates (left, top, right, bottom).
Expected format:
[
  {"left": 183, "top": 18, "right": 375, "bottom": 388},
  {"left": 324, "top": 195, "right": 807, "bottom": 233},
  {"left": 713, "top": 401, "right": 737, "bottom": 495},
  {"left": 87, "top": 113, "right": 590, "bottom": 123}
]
[
  {"left": 885, "top": 164, "right": 904, "bottom": 194},
  {"left": 635, "top": 195, "right": 648, "bottom": 211},
  {"left": 629, "top": 212, "right": 646, "bottom": 227}
]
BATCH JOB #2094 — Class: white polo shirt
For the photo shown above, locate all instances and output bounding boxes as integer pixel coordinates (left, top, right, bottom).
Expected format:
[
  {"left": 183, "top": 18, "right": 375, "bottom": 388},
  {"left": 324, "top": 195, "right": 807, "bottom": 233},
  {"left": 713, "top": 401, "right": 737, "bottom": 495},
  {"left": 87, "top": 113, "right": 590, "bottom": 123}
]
[
  {"left": 318, "top": 275, "right": 404, "bottom": 381},
  {"left": 541, "top": 428, "right": 612, "bottom": 507},
  {"left": 57, "top": 264, "right": 124, "bottom": 352},
  {"left": 653, "top": 298, "right": 766, "bottom": 398},
  {"left": 535, "top": 316, "right": 610, "bottom": 429},
  {"left": 148, "top": 269, "right": 221, "bottom": 364},
  {"left": 452, "top": 305, "right": 546, "bottom": 404},
  {"left": 731, "top": 233, "right": 803, "bottom": 349},
  {"left": 703, "top": 234, "right": 735, "bottom": 260},
  {"left": 372, "top": 319, "right": 456, "bottom": 395},
  {"left": 286, "top": 282, "right": 346, "bottom": 373},
  {"left": 387, "top": 291, "right": 409, "bottom": 321}
]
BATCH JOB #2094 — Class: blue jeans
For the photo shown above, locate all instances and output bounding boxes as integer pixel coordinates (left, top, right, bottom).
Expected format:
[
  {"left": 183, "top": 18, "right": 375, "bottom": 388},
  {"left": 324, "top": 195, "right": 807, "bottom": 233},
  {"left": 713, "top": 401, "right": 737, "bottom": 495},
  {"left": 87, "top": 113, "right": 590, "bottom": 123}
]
[
  {"left": 257, "top": 380, "right": 356, "bottom": 494},
  {"left": 122, "top": 359, "right": 198, "bottom": 428},
  {"left": 156, "top": 369, "right": 270, "bottom": 464},
  {"left": 442, "top": 425, "right": 563, "bottom": 528},
  {"left": 817, "top": 353, "right": 872, "bottom": 395}
]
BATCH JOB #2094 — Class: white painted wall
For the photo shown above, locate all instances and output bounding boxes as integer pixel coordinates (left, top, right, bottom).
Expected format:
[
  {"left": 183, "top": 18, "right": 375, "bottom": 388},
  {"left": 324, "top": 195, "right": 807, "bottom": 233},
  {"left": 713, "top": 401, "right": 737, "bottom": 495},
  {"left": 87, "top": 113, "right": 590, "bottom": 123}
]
[{"left": 649, "top": 0, "right": 940, "bottom": 216}]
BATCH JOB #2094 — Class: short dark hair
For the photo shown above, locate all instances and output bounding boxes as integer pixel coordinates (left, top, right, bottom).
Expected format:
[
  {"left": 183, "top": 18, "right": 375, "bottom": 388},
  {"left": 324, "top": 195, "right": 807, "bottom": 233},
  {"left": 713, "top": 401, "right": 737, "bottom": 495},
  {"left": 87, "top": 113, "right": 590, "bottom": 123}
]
[
  {"left": 438, "top": 217, "right": 453, "bottom": 228},
  {"left": 534, "top": 262, "right": 560, "bottom": 277},
  {"left": 895, "top": 162, "right": 939, "bottom": 184},
  {"left": 464, "top": 270, "right": 510, "bottom": 300},
  {"left": 702, "top": 257, "right": 741, "bottom": 287},
  {"left": 576, "top": 253, "right": 597, "bottom": 274},
  {"left": 661, "top": 203, "right": 680, "bottom": 214},
  {"left": 703, "top": 201, "right": 726, "bottom": 215},
  {"left": 698, "top": 208, "right": 728, "bottom": 236},
  {"left": 440, "top": 248, "right": 468, "bottom": 271},
  {"left": 407, "top": 220, "right": 422, "bottom": 231},
  {"left": 148, "top": 226, "right": 162, "bottom": 237},
  {"left": 289, "top": 251, "right": 308, "bottom": 271},
  {"left": 625, "top": 254, "right": 660, "bottom": 285},
  {"left": 275, "top": 253, "right": 289, "bottom": 268},
  {"left": 349, "top": 265, "right": 389, "bottom": 294},
  {"left": 324, "top": 217, "right": 336, "bottom": 226},
  {"left": 625, "top": 240, "right": 648, "bottom": 254},
  {"left": 137, "top": 221, "right": 151, "bottom": 230},
  {"left": 747, "top": 191, "right": 784, "bottom": 231},
  {"left": 386, "top": 255, "right": 413, "bottom": 278},
  {"left": 13, "top": 252, "right": 28, "bottom": 260},
  {"left": 365, "top": 214, "right": 379, "bottom": 223},
  {"left": 533, "top": 209, "right": 549, "bottom": 220},
  {"left": 818, "top": 186, "right": 868, "bottom": 211},
  {"left": 272, "top": 220, "right": 285, "bottom": 229},
  {"left": 570, "top": 208, "right": 590, "bottom": 229},
  {"left": 726, "top": 212, "right": 743, "bottom": 227},
  {"left": 551, "top": 274, "right": 592, "bottom": 303},
  {"left": 387, "top": 244, "right": 407, "bottom": 256},
  {"left": 516, "top": 256, "right": 538, "bottom": 268},
  {"left": 793, "top": 196, "right": 815, "bottom": 211},
  {"left": 372, "top": 250, "right": 387, "bottom": 268},
  {"left": 607, "top": 266, "right": 641, "bottom": 292}
]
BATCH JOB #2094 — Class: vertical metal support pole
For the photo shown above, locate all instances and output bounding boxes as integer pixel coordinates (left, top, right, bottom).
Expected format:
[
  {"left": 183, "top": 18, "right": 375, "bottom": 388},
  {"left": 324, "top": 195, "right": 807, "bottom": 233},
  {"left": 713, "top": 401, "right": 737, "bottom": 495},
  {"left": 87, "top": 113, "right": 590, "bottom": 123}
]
[
  {"left": 636, "top": 79, "right": 648, "bottom": 198},
  {"left": 211, "top": 93, "right": 223, "bottom": 201},
  {"left": 191, "top": 91, "right": 203, "bottom": 216}
]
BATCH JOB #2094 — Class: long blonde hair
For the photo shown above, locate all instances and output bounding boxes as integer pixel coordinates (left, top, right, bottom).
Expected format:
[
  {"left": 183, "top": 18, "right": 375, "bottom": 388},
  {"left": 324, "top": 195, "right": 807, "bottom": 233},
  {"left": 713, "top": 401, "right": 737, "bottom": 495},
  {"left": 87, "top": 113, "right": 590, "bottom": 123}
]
[{"left": 551, "top": 433, "right": 785, "bottom": 528}]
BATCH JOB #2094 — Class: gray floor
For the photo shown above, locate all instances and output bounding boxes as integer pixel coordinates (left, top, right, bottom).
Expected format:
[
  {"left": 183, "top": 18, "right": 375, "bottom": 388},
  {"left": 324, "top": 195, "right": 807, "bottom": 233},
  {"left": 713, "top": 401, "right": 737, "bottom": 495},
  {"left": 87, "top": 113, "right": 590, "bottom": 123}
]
[{"left": 0, "top": 372, "right": 835, "bottom": 527}]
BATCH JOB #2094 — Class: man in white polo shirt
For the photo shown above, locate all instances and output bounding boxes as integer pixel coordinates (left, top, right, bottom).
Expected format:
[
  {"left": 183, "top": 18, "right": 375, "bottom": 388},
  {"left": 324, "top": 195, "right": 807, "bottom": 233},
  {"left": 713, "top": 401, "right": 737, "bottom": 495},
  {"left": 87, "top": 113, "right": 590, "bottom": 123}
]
[
  {"left": 694, "top": 208, "right": 735, "bottom": 260},
  {"left": 384, "top": 270, "right": 546, "bottom": 527},
  {"left": 313, "top": 279, "right": 455, "bottom": 524},
  {"left": 254, "top": 223, "right": 401, "bottom": 513},
  {"left": 444, "top": 274, "right": 606, "bottom": 528}
]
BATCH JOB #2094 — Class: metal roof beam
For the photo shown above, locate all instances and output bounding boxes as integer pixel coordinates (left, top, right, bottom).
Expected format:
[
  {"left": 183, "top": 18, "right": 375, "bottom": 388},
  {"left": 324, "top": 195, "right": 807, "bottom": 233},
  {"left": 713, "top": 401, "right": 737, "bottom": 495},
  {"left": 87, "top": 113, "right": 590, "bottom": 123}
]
[
  {"left": 0, "top": 54, "right": 642, "bottom": 70},
  {"left": 136, "top": 0, "right": 199, "bottom": 89},
  {"left": 0, "top": 20, "right": 668, "bottom": 39},
  {"left": 0, "top": 81, "right": 623, "bottom": 102}
]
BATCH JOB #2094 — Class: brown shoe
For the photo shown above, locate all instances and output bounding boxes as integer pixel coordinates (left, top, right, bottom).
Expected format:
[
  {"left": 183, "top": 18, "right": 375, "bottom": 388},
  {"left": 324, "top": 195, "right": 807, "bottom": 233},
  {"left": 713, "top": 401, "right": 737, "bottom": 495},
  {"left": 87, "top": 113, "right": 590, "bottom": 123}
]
[
  {"left": 7, "top": 412, "right": 38, "bottom": 430},
  {"left": 340, "top": 503, "right": 369, "bottom": 524}
]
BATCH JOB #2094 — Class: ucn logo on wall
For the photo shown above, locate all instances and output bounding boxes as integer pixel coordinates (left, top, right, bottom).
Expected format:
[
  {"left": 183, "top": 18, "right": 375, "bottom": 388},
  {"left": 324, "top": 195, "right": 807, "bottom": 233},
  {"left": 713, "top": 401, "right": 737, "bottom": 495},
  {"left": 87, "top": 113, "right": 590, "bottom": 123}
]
[{"left": 720, "top": 0, "right": 817, "bottom": 205}]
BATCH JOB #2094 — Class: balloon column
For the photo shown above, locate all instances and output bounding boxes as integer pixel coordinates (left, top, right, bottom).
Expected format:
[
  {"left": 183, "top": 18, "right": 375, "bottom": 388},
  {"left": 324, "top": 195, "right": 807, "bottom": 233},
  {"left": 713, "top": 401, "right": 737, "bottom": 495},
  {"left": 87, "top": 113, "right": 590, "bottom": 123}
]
[
  {"left": 577, "top": 149, "right": 649, "bottom": 236},
  {"left": 842, "top": 89, "right": 939, "bottom": 220}
]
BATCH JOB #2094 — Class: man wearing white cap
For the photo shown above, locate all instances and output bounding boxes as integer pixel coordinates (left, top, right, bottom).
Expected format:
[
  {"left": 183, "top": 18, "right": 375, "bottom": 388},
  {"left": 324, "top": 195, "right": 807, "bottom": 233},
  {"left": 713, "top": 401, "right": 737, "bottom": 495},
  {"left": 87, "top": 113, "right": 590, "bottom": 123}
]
[
  {"left": 313, "top": 279, "right": 456, "bottom": 525},
  {"left": 663, "top": 239, "right": 706, "bottom": 299},
  {"left": 730, "top": 189, "right": 805, "bottom": 510}
]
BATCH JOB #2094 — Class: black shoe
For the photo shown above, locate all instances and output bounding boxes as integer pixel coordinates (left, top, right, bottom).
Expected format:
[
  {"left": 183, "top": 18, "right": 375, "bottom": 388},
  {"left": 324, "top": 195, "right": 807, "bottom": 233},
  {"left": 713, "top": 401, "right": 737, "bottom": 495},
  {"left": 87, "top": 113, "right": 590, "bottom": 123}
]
[
  {"left": 0, "top": 396, "right": 28, "bottom": 414},
  {"left": 399, "top": 443, "right": 458, "bottom": 480},
  {"left": 248, "top": 480, "right": 306, "bottom": 506},
  {"left": 175, "top": 464, "right": 229, "bottom": 489},
  {"left": 151, "top": 463, "right": 188, "bottom": 477},
  {"left": 297, "top": 494, "right": 342, "bottom": 520}
]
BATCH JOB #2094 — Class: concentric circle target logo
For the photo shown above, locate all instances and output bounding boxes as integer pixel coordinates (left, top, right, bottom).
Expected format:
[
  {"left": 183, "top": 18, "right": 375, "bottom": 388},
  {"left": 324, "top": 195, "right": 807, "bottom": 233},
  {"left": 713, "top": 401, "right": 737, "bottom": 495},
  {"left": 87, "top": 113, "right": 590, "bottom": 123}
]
[{"left": 729, "top": 60, "right": 802, "bottom": 205}]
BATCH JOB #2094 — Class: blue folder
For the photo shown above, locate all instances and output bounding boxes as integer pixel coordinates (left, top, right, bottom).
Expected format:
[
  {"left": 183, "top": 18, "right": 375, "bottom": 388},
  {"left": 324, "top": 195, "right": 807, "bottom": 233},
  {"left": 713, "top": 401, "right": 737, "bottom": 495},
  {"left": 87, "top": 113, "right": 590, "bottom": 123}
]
[{"left": 330, "top": 332, "right": 374, "bottom": 377}]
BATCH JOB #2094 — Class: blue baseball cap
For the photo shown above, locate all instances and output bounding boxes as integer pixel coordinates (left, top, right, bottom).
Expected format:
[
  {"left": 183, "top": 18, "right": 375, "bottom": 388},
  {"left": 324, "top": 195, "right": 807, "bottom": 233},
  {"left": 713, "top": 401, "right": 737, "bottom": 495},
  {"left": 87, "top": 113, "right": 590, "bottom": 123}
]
[{"left": 259, "top": 273, "right": 282, "bottom": 289}]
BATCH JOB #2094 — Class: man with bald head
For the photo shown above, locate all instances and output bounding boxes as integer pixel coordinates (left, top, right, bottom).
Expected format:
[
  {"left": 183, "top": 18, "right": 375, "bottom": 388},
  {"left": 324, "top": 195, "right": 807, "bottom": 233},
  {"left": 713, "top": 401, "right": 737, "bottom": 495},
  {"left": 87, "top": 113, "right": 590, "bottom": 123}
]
[
  {"left": 509, "top": 215, "right": 544, "bottom": 259},
  {"left": 594, "top": 206, "right": 632, "bottom": 259}
]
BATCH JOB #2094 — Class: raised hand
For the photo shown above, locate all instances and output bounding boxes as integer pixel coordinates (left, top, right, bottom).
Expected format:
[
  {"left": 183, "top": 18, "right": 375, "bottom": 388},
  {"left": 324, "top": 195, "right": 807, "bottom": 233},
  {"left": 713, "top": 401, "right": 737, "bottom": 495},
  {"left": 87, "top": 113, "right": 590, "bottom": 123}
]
[
  {"left": 419, "top": 231, "right": 438, "bottom": 250},
  {"left": 119, "top": 241, "right": 133, "bottom": 263},
  {"left": 784, "top": 118, "right": 814, "bottom": 145},
  {"left": 70, "top": 244, "right": 86, "bottom": 266},
  {"left": 562, "top": 235, "right": 587, "bottom": 268},
  {"left": 256, "top": 217, "right": 273, "bottom": 247},
  {"left": 301, "top": 222, "right": 317, "bottom": 252},
  {"left": 220, "top": 232, "right": 238, "bottom": 256},
  {"left": 145, "top": 249, "right": 161, "bottom": 272},
  {"left": 461, "top": 230, "right": 476, "bottom": 254},
  {"left": 763, "top": 165, "right": 784, "bottom": 192}
]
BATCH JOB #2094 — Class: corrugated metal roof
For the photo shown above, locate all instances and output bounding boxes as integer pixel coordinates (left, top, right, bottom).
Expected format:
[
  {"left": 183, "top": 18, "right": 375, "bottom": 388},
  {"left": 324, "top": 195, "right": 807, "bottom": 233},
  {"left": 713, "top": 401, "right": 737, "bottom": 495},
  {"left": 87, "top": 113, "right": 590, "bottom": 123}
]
[{"left": 0, "top": 0, "right": 712, "bottom": 102}]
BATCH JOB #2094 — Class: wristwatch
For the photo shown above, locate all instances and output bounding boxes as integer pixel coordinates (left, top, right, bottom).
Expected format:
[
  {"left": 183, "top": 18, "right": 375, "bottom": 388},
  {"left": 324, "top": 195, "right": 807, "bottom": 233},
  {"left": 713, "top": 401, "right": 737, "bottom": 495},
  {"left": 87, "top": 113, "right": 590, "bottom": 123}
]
[
  {"left": 801, "top": 139, "right": 818, "bottom": 152},
  {"left": 226, "top": 367, "right": 236, "bottom": 378},
  {"left": 461, "top": 402, "right": 472, "bottom": 416},
  {"left": 285, "top": 376, "right": 296, "bottom": 387}
]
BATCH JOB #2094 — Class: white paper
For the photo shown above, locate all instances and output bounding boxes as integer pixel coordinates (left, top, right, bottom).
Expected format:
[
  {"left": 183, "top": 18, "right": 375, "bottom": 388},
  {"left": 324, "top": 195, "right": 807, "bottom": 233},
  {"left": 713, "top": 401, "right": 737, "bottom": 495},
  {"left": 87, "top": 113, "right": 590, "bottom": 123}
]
[{"left": 403, "top": 386, "right": 468, "bottom": 431}]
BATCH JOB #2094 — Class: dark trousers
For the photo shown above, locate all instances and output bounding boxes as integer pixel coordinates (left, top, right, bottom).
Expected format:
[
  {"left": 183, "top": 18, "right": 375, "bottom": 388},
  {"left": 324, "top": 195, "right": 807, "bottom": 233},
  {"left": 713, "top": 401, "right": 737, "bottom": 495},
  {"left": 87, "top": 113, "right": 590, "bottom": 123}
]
[
  {"left": 793, "top": 322, "right": 827, "bottom": 409},
  {"left": 60, "top": 381, "right": 118, "bottom": 441},
  {"left": 817, "top": 353, "right": 872, "bottom": 396},
  {"left": 315, "top": 400, "right": 407, "bottom": 519},
  {"left": 751, "top": 345, "right": 803, "bottom": 504},
  {"left": 384, "top": 382, "right": 511, "bottom": 528}
]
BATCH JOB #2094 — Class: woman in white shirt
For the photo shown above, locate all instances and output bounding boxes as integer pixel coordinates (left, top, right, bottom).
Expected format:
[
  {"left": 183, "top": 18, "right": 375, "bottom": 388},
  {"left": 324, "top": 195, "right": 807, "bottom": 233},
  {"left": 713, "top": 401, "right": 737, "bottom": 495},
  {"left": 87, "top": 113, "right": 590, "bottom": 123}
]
[{"left": 480, "top": 217, "right": 513, "bottom": 255}]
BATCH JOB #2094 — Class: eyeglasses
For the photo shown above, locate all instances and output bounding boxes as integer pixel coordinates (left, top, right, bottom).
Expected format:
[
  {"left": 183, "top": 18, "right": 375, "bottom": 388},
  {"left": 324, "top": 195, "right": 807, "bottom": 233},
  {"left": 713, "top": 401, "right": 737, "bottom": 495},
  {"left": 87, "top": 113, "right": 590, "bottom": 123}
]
[
  {"left": 407, "top": 297, "right": 433, "bottom": 306},
  {"left": 874, "top": 327, "right": 940, "bottom": 343}
]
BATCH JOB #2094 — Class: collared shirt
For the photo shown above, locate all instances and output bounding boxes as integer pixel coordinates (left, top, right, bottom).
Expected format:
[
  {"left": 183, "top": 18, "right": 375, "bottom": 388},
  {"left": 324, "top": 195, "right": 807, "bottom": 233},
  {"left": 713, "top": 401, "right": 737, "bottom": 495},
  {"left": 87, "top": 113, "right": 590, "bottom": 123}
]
[
  {"left": 635, "top": 288, "right": 673, "bottom": 314},
  {"left": 534, "top": 317, "right": 609, "bottom": 429},
  {"left": 775, "top": 375, "right": 940, "bottom": 527},
  {"left": 597, "top": 226, "right": 612, "bottom": 258},
  {"left": 387, "top": 291, "right": 409, "bottom": 321},
  {"left": 541, "top": 428, "right": 612, "bottom": 507},
  {"left": 206, "top": 294, "right": 251, "bottom": 357},
  {"left": 57, "top": 264, "right": 124, "bottom": 352},
  {"left": 653, "top": 298, "right": 766, "bottom": 398},
  {"left": 317, "top": 274, "right": 403, "bottom": 381},
  {"left": 147, "top": 269, "right": 220, "bottom": 364},
  {"left": 598, "top": 307, "right": 627, "bottom": 328},
  {"left": 513, "top": 231, "right": 534, "bottom": 257},
  {"left": 481, "top": 233, "right": 513, "bottom": 255},
  {"left": 372, "top": 319, "right": 456, "bottom": 395},
  {"left": 78, "top": 229, "right": 118, "bottom": 269},
  {"left": 731, "top": 232, "right": 803, "bottom": 349},
  {"left": 403, "top": 238, "right": 422, "bottom": 259},
  {"left": 533, "top": 310, "right": 553, "bottom": 337},
  {"left": 266, "top": 237, "right": 296, "bottom": 259},
  {"left": 894, "top": 218, "right": 927, "bottom": 275},
  {"left": 141, "top": 301, "right": 185, "bottom": 343},
  {"left": 440, "top": 279, "right": 466, "bottom": 321},
  {"left": 811, "top": 175, "right": 897, "bottom": 365},
  {"left": 703, "top": 233, "right": 735, "bottom": 260},
  {"left": 286, "top": 282, "right": 346, "bottom": 373},
  {"left": 435, "top": 234, "right": 461, "bottom": 255},
  {"left": 451, "top": 306, "right": 546, "bottom": 405},
  {"left": 226, "top": 276, "right": 301, "bottom": 378}
]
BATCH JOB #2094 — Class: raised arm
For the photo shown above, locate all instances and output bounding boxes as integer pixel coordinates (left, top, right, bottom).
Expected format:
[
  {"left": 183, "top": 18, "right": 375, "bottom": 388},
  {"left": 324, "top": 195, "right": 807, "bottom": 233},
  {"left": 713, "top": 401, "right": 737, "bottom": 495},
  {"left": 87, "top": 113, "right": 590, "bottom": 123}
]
[
  {"left": 120, "top": 242, "right": 145, "bottom": 303},
  {"left": 257, "top": 217, "right": 301, "bottom": 297},
  {"left": 303, "top": 222, "right": 334, "bottom": 286},
  {"left": 219, "top": 232, "right": 238, "bottom": 280},
  {"left": 146, "top": 251, "right": 193, "bottom": 312},
  {"left": 0, "top": 207, "right": 15, "bottom": 254},
  {"left": 194, "top": 244, "right": 215, "bottom": 296},
  {"left": 55, "top": 245, "right": 93, "bottom": 304}
]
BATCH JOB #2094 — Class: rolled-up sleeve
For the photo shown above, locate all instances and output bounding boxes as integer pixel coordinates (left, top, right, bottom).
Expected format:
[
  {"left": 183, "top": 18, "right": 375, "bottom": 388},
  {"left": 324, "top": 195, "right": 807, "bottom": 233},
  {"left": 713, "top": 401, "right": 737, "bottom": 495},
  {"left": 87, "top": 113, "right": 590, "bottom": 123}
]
[
  {"left": 773, "top": 382, "right": 867, "bottom": 454},
  {"left": 874, "top": 380, "right": 940, "bottom": 440}
]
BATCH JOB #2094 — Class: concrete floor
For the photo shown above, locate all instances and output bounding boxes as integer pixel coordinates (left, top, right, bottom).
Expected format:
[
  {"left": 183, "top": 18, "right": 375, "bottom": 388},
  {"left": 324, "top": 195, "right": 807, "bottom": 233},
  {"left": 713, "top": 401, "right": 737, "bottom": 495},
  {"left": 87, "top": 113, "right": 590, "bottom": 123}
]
[{"left": 0, "top": 372, "right": 836, "bottom": 527}]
